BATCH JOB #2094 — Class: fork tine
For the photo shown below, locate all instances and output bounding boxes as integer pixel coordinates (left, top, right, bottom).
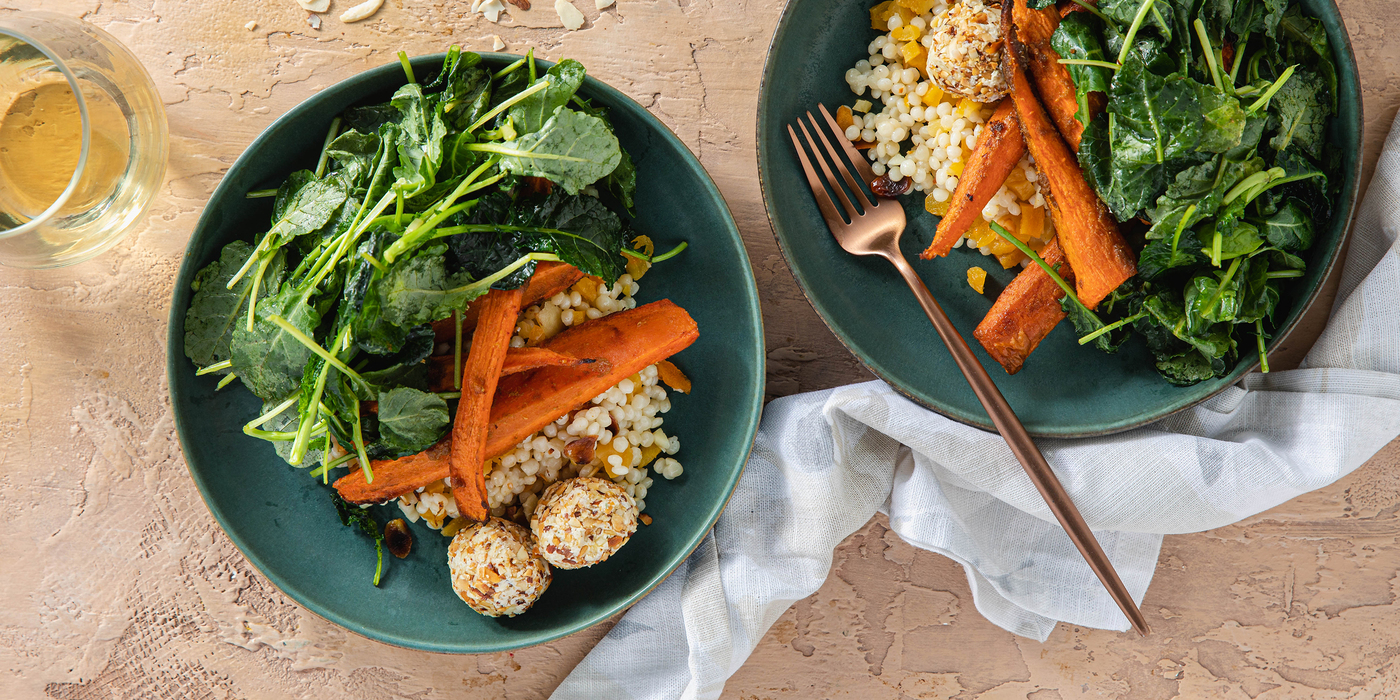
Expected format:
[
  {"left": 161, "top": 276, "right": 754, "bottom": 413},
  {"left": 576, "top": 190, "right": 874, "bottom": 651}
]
[
  {"left": 787, "top": 124, "right": 847, "bottom": 231},
  {"left": 818, "top": 104, "right": 877, "bottom": 185},
  {"left": 796, "top": 117, "right": 861, "bottom": 221},
  {"left": 807, "top": 109, "right": 873, "bottom": 211}
]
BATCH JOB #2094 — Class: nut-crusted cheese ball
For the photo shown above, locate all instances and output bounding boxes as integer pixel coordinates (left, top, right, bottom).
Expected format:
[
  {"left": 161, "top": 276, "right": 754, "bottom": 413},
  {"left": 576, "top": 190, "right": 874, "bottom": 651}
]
[
  {"left": 447, "top": 518, "right": 551, "bottom": 617},
  {"left": 926, "top": 0, "right": 1009, "bottom": 103},
  {"left": 530, "top": 477, "right": 638, "bottom": 569}
]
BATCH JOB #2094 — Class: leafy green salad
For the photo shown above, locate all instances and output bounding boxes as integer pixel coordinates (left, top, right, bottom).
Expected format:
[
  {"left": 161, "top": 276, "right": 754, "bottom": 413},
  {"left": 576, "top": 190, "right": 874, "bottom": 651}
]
[
  {"left": 1022, "top": 0, "right": 1341, "bottom": 385},
  {"left": 183, "top": 48, "right": 660, "bottom": 578}
]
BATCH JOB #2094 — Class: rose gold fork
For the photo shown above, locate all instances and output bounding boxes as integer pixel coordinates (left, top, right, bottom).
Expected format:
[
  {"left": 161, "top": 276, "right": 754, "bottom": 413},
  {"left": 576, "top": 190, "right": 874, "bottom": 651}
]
[{"left": 788, "top": 104, "right": 1149, "bottom": 637}]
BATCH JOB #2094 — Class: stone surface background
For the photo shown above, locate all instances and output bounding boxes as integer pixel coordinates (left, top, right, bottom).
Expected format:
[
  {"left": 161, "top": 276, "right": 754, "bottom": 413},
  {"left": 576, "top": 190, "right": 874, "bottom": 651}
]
[{"left": 2, "top": 0, "right": 1399, "bottom": 697}]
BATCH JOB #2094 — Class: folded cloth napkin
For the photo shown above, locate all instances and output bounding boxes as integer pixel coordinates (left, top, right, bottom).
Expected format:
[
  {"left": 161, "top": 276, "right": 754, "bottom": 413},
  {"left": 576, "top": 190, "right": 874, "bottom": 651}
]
[{"left": 551, "top": 111, "right": 1400, "bottom": 699}]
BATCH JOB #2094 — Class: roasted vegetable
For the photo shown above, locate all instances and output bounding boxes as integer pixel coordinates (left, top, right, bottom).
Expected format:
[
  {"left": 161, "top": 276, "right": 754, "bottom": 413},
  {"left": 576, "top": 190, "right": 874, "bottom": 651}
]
[
  {"left": 334, "top": 300, "right": 699, "bottom": 504},
  {"left": 922, "top": 99, "right": 1026, "bottom": 258},
  {"left": 449, "top": 288, "right": 522, "bottom": 522},
  {"left": 1004, "top": 4, "right": 1137, "bottom": 309}
]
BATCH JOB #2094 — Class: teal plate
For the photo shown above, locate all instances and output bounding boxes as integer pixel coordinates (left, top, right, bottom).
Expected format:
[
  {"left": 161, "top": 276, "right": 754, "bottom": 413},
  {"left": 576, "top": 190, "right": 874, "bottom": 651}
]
[
  {"left": 167, "top": 53, "right": 764, "bottom": 653},
  {"left": 758, "top": 0, "right": 1361, "bottom": 437}
]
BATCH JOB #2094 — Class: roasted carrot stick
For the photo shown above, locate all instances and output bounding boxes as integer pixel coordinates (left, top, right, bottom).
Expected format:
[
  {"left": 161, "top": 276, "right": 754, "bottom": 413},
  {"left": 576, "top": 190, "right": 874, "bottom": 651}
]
[
  {"left": 1003, "top": 4, "right": 1135, "bottom": 308},
  {"left": 974, "top": 237, "right": 1074, "bottom": 374},
  {"left": 430, "top": 262, "right": 585, "bottom": 344},
  {"left": 449, "top": 288, "right": 522, "bottom": 522},
  {"left": 922, "top": 99, "right": 1026, "bottom": 258},
  {"left": 1012, "top": 0, "right": 1090, "bottom": 151},
  {"left": 427, "top": 347, "right": 605, "bottom": 392},
  {"left": 334, "top": 300, "right": 699, "bottom": 504}
]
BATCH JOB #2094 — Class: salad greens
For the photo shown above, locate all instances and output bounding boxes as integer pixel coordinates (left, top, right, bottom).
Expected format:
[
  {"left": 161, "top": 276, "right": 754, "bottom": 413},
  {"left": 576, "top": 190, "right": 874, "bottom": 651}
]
[
  {"left": 183, "top": 47, "right": 658, "bottom": 583},
  {"left": 1052, "top": 0, "right": 1338, "bottom": 385}
]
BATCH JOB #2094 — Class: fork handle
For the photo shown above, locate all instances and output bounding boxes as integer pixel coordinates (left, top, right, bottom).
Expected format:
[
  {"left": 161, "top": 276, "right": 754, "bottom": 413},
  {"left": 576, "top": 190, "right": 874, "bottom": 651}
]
[{"left": 886, "top": 254, "right": 1150, "bottom": 637}]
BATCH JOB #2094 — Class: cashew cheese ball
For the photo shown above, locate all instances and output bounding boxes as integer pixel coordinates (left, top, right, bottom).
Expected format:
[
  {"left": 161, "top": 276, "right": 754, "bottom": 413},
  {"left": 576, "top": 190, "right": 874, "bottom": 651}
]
[
  {"left": 926, "top": 0, "right": 1009, "bottom": 103},
  {"left": 530, "top": 476, "right": 638, "bottom": 569},
  {"left": 447, "top": 518, "right": 551, "bottom": 617}
]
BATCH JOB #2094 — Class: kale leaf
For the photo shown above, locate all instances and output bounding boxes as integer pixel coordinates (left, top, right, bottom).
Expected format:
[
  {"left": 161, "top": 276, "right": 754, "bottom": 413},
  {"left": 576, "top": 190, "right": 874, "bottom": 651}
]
[
  {"left": 507, "top": 59, "right": 587, "bottom": 135},
  {"left": 1051, "top": 13, "right": 1113, "bottom": 131},
  {"left": 495, "top": 108, "right": 623, "bottom": 194},
  {"left": 375, "top": 387, "right": 450, "bottom": 456},
  {"left": 184, "top": 240, "right": 286, "bottom": 368},
  {"left": 333, "top": 494, "right": 385, "bottom": 586},
  {"left": 1258, "top": 198, "right": 1314, "bottom": 251},
  {"left": 1268, "top": 67, "right": 1329, "bottom": 158},
  {"left": 230, "top": 283, "right": 325, "bottom": 401}
]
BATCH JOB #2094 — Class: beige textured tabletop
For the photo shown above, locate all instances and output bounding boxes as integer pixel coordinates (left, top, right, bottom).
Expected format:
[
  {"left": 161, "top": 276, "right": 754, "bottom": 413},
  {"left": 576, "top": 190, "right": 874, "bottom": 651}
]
[{"left": 3, "top": 0, "right": 1400, "bottom": 697}]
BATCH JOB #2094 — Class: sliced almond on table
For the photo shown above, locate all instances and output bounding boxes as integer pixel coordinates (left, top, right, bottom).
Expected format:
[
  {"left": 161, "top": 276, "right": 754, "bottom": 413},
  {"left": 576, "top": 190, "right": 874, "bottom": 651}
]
[
  {"left": 555, "top": 0, "right": 585, "bottom": 29},
  {"left": 340, "top": 0, "right": 384, "bottom": 22}
]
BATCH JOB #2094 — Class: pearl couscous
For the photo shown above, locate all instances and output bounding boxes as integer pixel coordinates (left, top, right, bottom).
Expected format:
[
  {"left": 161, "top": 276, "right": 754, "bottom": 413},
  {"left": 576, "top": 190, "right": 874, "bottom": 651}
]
[
  {"left": 397, "top": 270, "right": 685, "bottom": 537},
  {"left": 840, "top": 0, "right": 1055, "bottom": 268}
]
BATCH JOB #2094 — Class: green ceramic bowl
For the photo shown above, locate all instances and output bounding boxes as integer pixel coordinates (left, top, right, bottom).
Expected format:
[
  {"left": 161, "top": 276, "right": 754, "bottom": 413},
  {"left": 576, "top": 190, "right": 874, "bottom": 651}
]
[
  {"left": 167, "top": 53, "right": 763, "bottom": 653},
  {"left": 758, "top": 0, "right": 1361, "bottom": 437}
]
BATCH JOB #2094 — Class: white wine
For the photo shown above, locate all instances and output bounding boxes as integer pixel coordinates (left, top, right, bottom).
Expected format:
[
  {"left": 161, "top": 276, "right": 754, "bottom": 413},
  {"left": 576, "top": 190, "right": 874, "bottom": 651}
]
[
  {"left": 0, "top": 71, "right": 130, "bottom": 227},
  {"left": 0, "top": 14, "right": 167, "bottom": 269}
]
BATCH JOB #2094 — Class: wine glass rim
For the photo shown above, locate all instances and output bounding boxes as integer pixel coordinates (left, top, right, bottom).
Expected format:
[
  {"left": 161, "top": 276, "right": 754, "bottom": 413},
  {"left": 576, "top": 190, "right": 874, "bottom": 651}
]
[{"left": 0, "top": 20, "right": 92, "bottom": 241}]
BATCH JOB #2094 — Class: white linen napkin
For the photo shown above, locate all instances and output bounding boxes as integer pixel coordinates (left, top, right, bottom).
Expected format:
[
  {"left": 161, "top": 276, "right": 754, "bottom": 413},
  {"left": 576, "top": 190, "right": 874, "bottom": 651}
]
[{"left": 550, "top": 111, "right": 1400, "bottom": 699}]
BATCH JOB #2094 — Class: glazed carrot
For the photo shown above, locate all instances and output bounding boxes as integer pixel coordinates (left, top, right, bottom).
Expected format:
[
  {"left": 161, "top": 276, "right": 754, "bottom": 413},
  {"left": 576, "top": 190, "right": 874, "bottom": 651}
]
[
  {"left": 450, "top": 288, "right": 523, "bottom": 522},
  {"left": 490, "top": 299, "right": 699, "bottom": 448},
  {"left": 1003, "top": 5, "right": 1135, "bottom": 308},
  {"left": 921, "top": 99, "right": 1026, "bottom": 259},
  {"left": 426, "top": 347, "right": 606, "bottom": 392},
  {"left": 974, "top": 237, "right": 1073, "bottom": 374},
  {"left": 430, "top": 262, "right": 586, "bottom": 343},
  {"left": 1012, "top": 0, "right": 1089, "bottom": 151},
  {"left": 334, "top": 300, "right": 700, "bottom": 504}
]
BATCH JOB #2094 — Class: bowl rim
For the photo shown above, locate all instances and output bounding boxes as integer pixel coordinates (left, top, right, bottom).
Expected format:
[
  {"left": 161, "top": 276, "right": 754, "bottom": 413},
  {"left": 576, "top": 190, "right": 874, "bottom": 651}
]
[
  {"left": 167, "top": 50, "right": 765, "bottom": 653},
  {"left": 753, "top": 0, "right": 1363, "bottom": 438}
]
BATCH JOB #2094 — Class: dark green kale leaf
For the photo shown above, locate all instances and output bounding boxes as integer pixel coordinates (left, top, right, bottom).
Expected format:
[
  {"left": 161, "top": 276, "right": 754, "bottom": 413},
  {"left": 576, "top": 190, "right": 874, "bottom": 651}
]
[
  {"left": 1258, "top": 198, "right": 1313, "bottom": 251},
  {"left": 390, "top": 83, "right": 449, "bottom": 197},
  {"left": 1079, "top": 112, "right": 1164, "bottom": 221},
  {"left": 1201, "top": 0, "right": 1287, "bottom": 38},
  {"left": 1183, "top": 263, "right": 1245, "bottom": 334},
  {"left": 1027, "top": 0, "right": 1055, "bottom": 9},
  {"left": 375, "top": 387, "right": 450, "bottom": 456},
  {"left": 1109, "top": 53, "right": 1202, "bottom": 166},
  {"left": 1203, "top": 219, "right": 1264, "bottom": 260},
  {"left": 333, "top": 494, "right": 385, "bottom": 586},
  {"left": 1051, "top": 13, "right": 1113, "bottom": 131},
  {"left": 445, "top": 191, "right": 536, "bottom": 290},
  {"left": 1275, "top": 5, "right": 1337, "bottom": 111},
  {"left": 358, "top": 247, "right": 486, "bottom": 338},
  {"left": 606, "top": 147, "right": 638, "bottom": 215},
  {"left": 1236, "top": 254, "right": 1281, "bottom": 324},
  {"left": 427, "top": 47, "right": 492, "bottom": 130},
  {"left": 494, "top": 108, "right": 623, "bottom": 194},
  {"left": 506, "top": 59, "right": 587, "bottom": 135},
  {"left": 1139, "top": 226, "right": 1206, "bottom": 280},
  {"left": 342, "top": 104, "right": 400, "bottom": 133},
  {"left": 1100, "top": 0, "right": 1175, "bottom": 41},
  {"left": 359, "top": 325, "right": 434, "bottom": 393},
  {"left": 1268, "top": 148, "right": 1330, "bottom": 223},
  {"left": 1268, "top": 67, "right": 1328, "bottom": 158},
  {"left": 1138, "top": 291, "right": 1235, "bottom": 380},
  {"left": 513, "top": 190, "right": 627, "bottom": 283},
  {"left": 1193, "top": 82, "right": 1246, "bottom": 153},
  {"left": 325, "top": 129, "right": 382, "bottom": 186},
  {"left": 230, "top": 283, "right": 324, "bottom": 401},
  {"left": 1155, "top": 351, "right": 1219, "bottom": 386},
  {"left": 266, "top": 172, "right": 348, "bottom": 248},
  {"left": 184, "top": 241, "right": 286, "bottom": 368}
]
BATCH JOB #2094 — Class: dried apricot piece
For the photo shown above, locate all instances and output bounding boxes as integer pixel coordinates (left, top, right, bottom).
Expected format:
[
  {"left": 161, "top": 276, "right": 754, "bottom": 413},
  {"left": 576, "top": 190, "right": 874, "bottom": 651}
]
[{"left": 656, "top": 359, "right": 691, "bottom": 394}]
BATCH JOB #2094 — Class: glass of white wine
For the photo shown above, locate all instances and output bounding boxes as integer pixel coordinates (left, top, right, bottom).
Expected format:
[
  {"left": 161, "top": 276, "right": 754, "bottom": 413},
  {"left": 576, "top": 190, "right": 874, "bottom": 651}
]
[{"left": 0, "top": 12, "right": 167, "bottom": 269}]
